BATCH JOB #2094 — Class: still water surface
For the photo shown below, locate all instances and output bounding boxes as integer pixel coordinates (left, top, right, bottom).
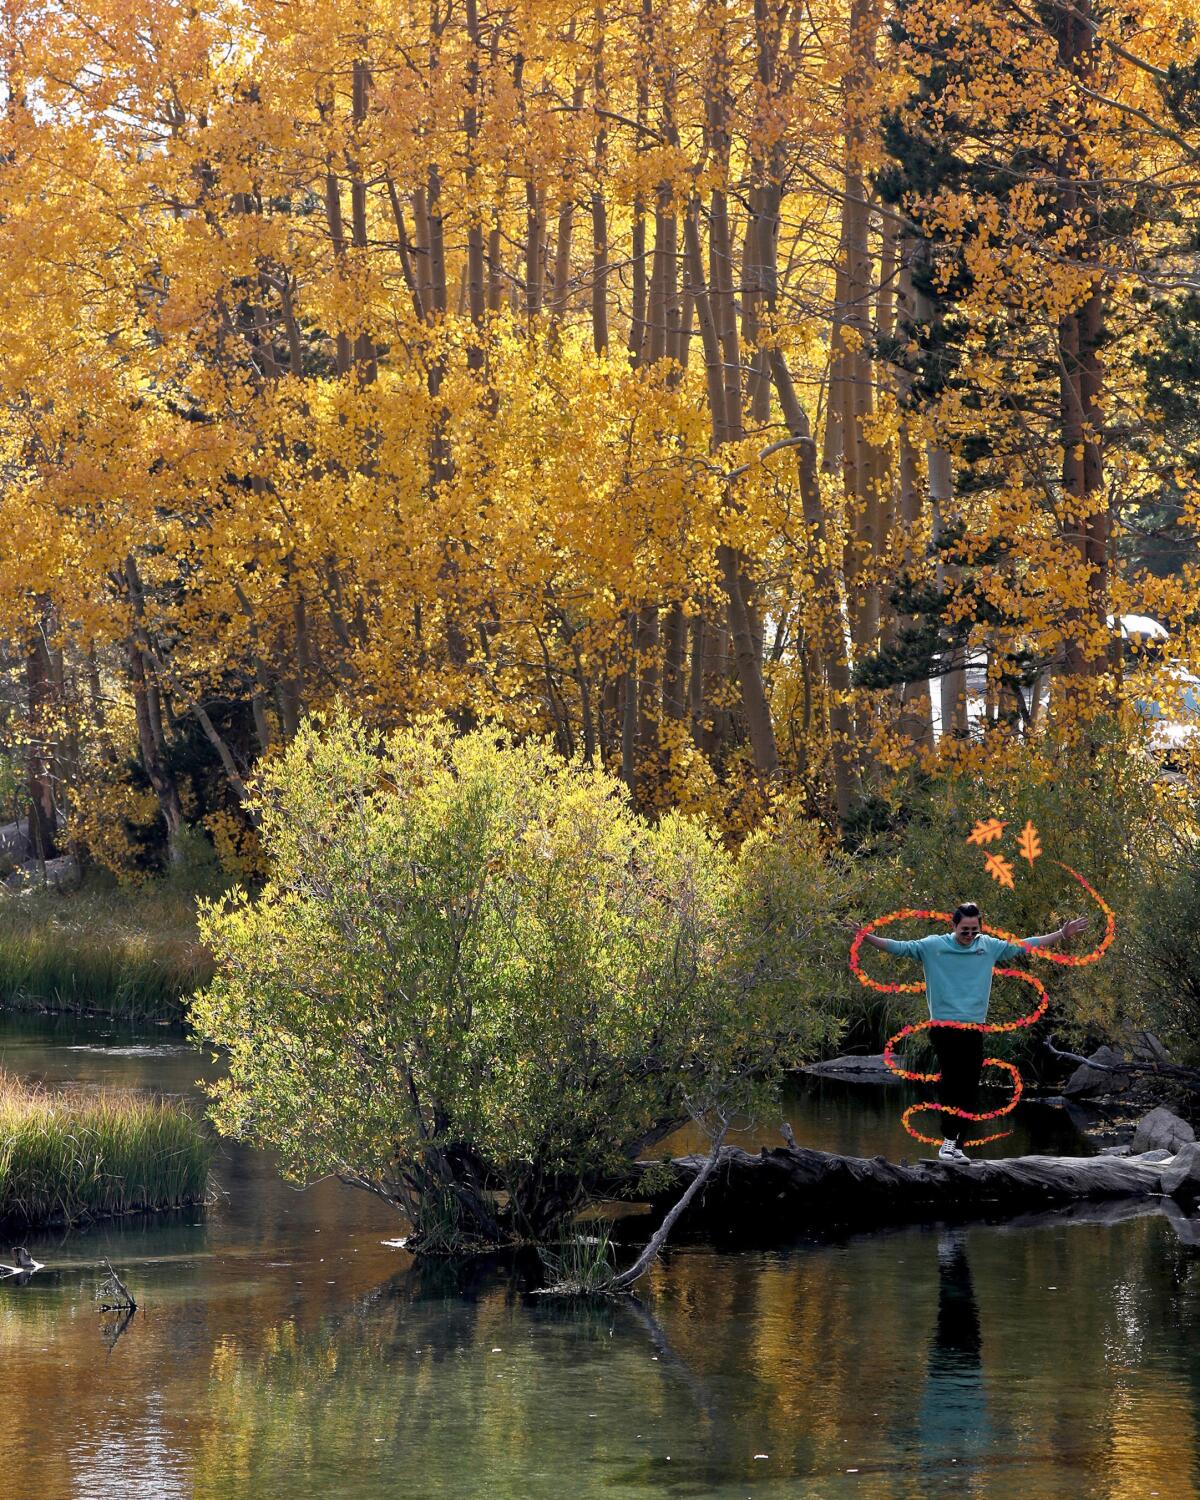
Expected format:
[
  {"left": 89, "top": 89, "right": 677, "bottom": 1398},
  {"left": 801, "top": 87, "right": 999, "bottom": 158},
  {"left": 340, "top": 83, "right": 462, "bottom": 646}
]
[{"left": 2, "top": 1013, "right": 1199, "bottom": 1499}]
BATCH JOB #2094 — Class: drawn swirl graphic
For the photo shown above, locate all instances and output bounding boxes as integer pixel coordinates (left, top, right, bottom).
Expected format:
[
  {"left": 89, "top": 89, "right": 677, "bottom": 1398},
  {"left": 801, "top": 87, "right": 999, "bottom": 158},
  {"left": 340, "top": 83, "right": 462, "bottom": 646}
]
[{"left": 849, "top": 862, "right": 1115, "bottom": 1147}]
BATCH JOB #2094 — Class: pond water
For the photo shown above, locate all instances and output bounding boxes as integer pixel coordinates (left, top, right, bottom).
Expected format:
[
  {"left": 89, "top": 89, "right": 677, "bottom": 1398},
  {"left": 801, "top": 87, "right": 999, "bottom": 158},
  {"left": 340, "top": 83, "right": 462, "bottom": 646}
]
[{"left": 3, "top": 1013, "right": 1199, "bottom": 1499}]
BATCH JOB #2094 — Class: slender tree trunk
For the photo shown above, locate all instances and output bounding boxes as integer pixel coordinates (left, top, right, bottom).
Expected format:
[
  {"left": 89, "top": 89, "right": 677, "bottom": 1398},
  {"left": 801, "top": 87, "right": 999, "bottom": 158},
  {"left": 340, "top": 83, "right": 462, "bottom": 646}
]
[
  {"left": 525, "top": 182, "right": 545, "bottom": 317},
  {"left": 323, "top": 165, "right": 354, "bottom": 377},
  {"left": 895, "top": 249, "right": 934, "bottom": 750},
  {"left": 551, "top": 197, "right": 574, "bottom": 322},
  {"left": 123, "top": 560, "right": 184, "bottom": 858},
  {"left": 426, "top": 164, "right": 448, "bottom": 317},
  {"left": 1056, "top": 0, "right": 1107, "bottom": 683},
  {"left": 549, "top": 34, "right": 583, "bottom": 329},
  {"left": 841, "top": 0, "right": 881, "bottom": 655},
  {"left": 348, "top": 57, "right": 378, "bottom": 380},
  {"left": 465, "top": 0, "right": 487, "bottom": 365},
  {"left": 928, "top": 443, "right": 967, "bottom": 738},
  {"left": 823, "top": 242, "right": 848, "bottom": 476},
  {"left": 589, "top": 8, "right": 610, "bottom": 356},
  {"left": 487, "top": 224, "right": 504, "bottom": 314},
  {"left": 683, "top": 201, "right": 778, "bottom": 778},
  {"left": 621, "top": 622, "right": 636, "bottom": 787},
  {"left": 688, "top": 617, "right": 705, "bottom": 744},
  {"left": 629, "top": 198, "right": 647, "bottom": 363},
  {"left": 663, "top": 605, "right": 686, "bottom": 721},
  {"left": 627, "top": 13, "right": 650, "bottom": 360},
  {"left": 769, "top": 351, "right": 857, "bottom": 819},
  {"left": 26, "top": 626, "right": 57, "bottom": 863},
  {"left": 874, "top": 212, "right": 899, "bottom": 647},
  {"left": 634, "top": 605, "right": 660, "bottom": 788}
]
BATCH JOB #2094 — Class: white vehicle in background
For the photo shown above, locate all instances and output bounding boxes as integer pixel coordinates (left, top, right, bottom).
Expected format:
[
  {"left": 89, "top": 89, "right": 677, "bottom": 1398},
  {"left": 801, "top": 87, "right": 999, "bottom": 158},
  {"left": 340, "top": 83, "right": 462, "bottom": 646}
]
[
  {"left": 1110, "top": 614, "right": 1200, "bottom": 763},
  {"left": 1132, "top": 668, "right": 1200, "bottom": 760},
  {"left": 927, "top": 614, "right": 1197, "bottom": 752},
  {"left": 1112, "top": 613, "right": 1170, "bottom": 649}
]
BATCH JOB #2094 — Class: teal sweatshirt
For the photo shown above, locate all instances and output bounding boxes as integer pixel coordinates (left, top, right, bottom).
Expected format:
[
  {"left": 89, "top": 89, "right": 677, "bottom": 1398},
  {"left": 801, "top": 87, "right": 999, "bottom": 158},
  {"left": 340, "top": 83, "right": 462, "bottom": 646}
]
[{"left": 876, "top": 932, "right": 1048, "bottom": 1023}]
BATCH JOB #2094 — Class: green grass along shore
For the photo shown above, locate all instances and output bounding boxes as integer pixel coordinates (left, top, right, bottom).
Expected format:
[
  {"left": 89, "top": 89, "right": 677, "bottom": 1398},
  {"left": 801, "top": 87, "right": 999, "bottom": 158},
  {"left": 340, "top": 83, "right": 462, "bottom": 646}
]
[
  {"left": 0, "top": 1070, "right": 212, "bottom": 1230},
  {"left": 0, "top": 878, "right": 212, "bottom": 1022}
]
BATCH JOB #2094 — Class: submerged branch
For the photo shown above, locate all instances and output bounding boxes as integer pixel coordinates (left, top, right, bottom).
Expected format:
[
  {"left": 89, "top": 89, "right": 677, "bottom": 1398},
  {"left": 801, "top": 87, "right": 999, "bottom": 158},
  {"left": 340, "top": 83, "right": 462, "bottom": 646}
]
[{"left": 609, "top": 1120, "right": 728, "bottom": 1292}]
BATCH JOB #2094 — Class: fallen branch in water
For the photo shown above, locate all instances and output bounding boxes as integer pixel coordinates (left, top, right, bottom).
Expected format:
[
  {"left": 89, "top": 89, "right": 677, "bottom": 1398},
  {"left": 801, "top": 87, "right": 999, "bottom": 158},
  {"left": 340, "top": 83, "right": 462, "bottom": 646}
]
[
  {"left": 609, "top": 1120, "right": 728, "bottom": 1292},
  {"left": 1043, "top": 1035, "right": 1200, "bottom": 1094},
  {"left": 96, "top": 1258, "right": 137, "bottom": 1312}
]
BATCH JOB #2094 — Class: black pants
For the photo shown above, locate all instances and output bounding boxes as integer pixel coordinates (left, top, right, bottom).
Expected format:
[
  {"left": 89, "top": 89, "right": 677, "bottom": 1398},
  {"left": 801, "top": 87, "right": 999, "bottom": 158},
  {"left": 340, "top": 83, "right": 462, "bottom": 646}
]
[{"left": 931, "top": 1027, "right": 984, "bottom": 1141}]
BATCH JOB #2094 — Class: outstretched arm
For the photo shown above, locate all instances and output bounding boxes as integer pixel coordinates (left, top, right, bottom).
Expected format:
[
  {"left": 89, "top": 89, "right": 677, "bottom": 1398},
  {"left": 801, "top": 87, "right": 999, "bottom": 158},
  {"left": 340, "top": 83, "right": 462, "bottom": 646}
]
[
  {"left": 1016, "top": 916, "right": 1091, "bottom": 949},
  {"left": 845, "top": 920, "right": 923, "bottom": 957}
]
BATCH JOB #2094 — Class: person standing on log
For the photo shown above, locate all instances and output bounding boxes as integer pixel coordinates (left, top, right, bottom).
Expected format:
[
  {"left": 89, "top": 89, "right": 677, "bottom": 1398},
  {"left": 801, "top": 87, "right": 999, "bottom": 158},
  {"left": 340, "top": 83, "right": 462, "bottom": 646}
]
[{"left": 853, "top": 903, "right": 1090, "bottom": 1162}]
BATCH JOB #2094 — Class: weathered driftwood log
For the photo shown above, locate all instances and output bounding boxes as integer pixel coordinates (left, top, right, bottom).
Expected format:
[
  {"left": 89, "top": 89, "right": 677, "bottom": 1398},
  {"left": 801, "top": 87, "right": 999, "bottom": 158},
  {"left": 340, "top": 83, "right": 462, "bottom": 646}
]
[{"left": 638, "top": 1145, "right": 1186, "bottom": 1239}]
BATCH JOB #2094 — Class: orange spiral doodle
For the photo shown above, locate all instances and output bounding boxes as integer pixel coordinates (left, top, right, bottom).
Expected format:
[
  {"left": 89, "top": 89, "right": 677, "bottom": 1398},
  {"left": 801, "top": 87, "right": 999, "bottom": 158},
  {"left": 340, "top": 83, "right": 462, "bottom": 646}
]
[{"left": 849, "top": 862, "right": 1115, "bottom": 1147}]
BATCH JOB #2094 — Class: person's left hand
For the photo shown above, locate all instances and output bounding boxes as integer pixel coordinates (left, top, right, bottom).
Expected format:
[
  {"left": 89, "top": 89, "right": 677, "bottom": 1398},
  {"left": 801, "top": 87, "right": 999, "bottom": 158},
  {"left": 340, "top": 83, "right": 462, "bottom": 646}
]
[{"left": 1061, "top": 916, "right": 1091, "bottom": 940}]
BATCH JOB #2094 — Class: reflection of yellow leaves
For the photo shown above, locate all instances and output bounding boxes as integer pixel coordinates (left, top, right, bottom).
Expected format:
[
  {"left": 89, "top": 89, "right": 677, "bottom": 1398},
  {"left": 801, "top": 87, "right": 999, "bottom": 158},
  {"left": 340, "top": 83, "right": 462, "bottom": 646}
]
[
  {"left": 984, "top": 851, "right": 1016, "bottom": 889},
  {"left": 1017, "top": 820, "right": 1042, "bottom": 867},
  {"left": 967, "top": 817, "right": 1007, "bottom": 845}
]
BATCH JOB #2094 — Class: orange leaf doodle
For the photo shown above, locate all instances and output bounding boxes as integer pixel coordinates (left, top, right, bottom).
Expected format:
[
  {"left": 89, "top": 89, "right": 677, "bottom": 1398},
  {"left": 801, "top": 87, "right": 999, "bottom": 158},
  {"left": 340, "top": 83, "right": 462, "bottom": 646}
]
[
  {"left": 1017, "top": 820, "right": 1042, "bottom": 867},
  {"left": 967, "top": 817, "right": 1007, "bottom": 846},
  {"left": 983, "top": 851, "right": 1016, "bottom": 888}
]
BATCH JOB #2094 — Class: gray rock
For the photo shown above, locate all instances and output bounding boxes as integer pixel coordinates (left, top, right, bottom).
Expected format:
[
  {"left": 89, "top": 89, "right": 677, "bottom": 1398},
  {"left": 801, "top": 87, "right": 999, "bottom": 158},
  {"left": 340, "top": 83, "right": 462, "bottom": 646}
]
[
  {"left": 0, "top": 818, "right": 30, "bottom": 858},
  {"left": 1131, "top": 1106, "right": 1196, "bottom": 1155},
  {"left": 4, "top": 853, "right": 79, "bottom": 892},
  {"left": 1131, "top": 1030, "right": 1173, "bottom": 1066},
  {"left": 1162, "top": 1141, "right": 1200, "bottom": 1200},
  {"left": 1063, "top": 1045, "right": 1132, "bottom": 1098},
  {"left": 1098, "top": 1144, "right": 1133, "bottom": 1157},
  {"left": 803, "top": 1054, "right": 897, "bottom": 1082}
]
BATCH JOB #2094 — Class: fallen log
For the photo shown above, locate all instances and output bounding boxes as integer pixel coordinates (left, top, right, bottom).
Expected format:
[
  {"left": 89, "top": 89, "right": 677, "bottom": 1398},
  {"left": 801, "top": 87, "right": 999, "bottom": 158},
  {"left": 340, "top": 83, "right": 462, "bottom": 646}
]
[{"left": 637, "top": 1144, "right": 1183, "bottom": 1240}]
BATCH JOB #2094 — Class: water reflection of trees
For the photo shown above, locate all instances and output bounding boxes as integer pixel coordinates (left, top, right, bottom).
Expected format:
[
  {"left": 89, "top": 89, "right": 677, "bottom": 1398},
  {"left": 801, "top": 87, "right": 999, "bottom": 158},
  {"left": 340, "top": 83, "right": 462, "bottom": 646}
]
[
  {"left": 3, "top": 1215, "right": 1200, "bottom": 1498},
  {"left": 188, "top": 1225, "right": 1197, "bottom": 1497}
]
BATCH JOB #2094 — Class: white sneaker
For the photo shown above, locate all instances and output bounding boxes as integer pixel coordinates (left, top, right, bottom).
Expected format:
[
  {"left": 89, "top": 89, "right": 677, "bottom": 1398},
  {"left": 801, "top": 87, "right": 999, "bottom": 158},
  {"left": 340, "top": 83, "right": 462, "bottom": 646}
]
[{"left": 938, "top": 1140, "right": 969, "bottom": 1163}]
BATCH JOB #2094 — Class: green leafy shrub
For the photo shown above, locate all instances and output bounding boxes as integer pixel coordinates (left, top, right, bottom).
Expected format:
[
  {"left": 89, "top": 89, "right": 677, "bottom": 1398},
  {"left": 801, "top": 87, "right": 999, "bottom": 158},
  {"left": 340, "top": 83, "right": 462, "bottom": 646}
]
[
  {"left": 1129, "top": 824, "right": 1200, "bottom": 1062},
  {"left": 191, "top": 715, "right": 839, "bottom": 1249}
]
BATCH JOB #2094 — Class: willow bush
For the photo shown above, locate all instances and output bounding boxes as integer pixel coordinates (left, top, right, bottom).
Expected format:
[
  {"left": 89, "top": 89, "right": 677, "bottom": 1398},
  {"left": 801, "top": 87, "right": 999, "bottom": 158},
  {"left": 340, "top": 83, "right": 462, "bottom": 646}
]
[
  {"left": 191, "top": 715, "right": 843, "bottom": 1250},
  {"left": 1129, "top": 819, "right": 1200, "bottom": 1063}
]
